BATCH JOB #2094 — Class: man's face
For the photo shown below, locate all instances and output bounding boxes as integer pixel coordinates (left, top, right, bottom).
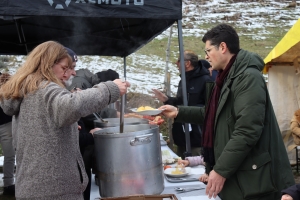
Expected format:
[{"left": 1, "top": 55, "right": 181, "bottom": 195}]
[
  {"left": 204, "top": 41, "right": 223, "bottom": 71},
  {"left": 62, "top": 61, "right": 76, "bottom": 87},
  {"left": 175, "top": 54, "right": 189, "bottom": 72},
  {"left": 62, "top": 61, "right": 76, "bottom": 80}
]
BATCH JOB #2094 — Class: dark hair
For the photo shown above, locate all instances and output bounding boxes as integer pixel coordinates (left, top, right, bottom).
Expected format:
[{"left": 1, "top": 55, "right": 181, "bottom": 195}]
[
  {"left": 202, "top": 24, "right": 240, "bottom": 54},
  {"left": 184, "top": 50, "right": 198, "bottom": 68},
  {"left": 198, "top": 59, "right": 211, "bottom": 70}
]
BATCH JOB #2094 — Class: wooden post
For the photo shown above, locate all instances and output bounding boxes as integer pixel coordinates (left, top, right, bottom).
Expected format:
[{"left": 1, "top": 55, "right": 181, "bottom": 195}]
[
  {"left": 164, "top": 26, "right": 175, "bottom": 150},
  {"left": 164, "top": 25, "right": 173, "bottom": 91},
  {"left": 166, "top": 72, "right": 174, "bottom": 150}
]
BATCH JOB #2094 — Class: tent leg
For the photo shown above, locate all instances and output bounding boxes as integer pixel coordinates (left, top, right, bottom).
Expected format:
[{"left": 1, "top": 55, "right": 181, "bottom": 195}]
[
  {"left": 123, "top": 57, "right": 127, "bottom": 109},
  {"left": 14, "top": 19, "right": 28, "bottom": 54},
  {"left": 177, "top": 20, "right": 192, "bottom": 158}
]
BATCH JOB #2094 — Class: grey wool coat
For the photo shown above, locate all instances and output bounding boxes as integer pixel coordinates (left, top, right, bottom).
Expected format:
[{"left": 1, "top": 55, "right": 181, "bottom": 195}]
[
  {"left": 175, "top": 50, "right": 294, "bottom": 200},
  {"left": 0, "top": 81, "right": 120, "bottom": 200}
]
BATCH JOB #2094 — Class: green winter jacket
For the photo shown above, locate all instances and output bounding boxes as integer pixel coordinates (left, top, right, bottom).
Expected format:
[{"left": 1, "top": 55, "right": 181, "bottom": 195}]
[{"left": 175, "top": 49, "right": 294, "bottom": 200}]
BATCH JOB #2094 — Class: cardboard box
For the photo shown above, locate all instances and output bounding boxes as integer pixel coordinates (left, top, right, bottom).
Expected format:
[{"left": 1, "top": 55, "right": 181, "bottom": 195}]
[{"left": 100, "top": 194, "right": 178, "bottom": 200}]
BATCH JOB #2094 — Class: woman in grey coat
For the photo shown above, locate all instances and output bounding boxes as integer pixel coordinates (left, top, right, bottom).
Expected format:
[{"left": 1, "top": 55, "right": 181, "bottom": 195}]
[{"left": 0, "top": 41, "right": 130, "bottom": 200}]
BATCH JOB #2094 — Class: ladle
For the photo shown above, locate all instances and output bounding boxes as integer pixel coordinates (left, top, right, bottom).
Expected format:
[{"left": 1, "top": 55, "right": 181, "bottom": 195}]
[
  {"left": 119, "top": 93, "right": 125, "bottom": 133},
  {"left": 93, "top": 112, "right": 108, "bottom": 123},
  {"left": 120, "top": 78, "right": 126, "bottom": 133}
]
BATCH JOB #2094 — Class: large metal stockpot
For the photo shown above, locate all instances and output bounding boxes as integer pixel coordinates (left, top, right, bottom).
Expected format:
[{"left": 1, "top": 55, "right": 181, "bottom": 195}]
[
  {"left": 94, "top": 118, "right": 149, "bottom": 128},
  {"left": 93, "top": 124, "right": 164, "bottom": 197}
]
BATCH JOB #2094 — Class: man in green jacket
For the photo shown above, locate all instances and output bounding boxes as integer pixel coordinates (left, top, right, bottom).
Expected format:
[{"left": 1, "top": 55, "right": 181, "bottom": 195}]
[{"left": 160, "top": 24, "right": 294, "bottom": 200}]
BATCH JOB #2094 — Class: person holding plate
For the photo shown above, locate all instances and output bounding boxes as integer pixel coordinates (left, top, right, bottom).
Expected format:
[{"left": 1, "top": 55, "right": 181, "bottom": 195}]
[{"left": 152, "top": 50, "right": 212, "bottom": 158}]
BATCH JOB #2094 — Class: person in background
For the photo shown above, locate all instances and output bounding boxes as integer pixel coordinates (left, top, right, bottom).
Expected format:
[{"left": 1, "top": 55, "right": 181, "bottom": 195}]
[
  {"left": 63, "top": 49, "right": 98, "bottom": 200},
  {"left": 68, "top": 68, "right": 120, "bottom": 131},
  {"left": 152, "top": 51, "right": 212, "bottom": 158},
  {"left": 0, "top": 41, "right": 130, "bottom": 199},
  {"left": 0, "top": 72, "right": 15, "bottom": 196},
  {"left": 64, "top": 52, "right": 119, "bottom": 200},
  {"left": 159, "top": 24, "right": 294, "bottom": 200},
  {"left": 62, "top": 47, "right": 77, "bottom": 87},
  {"left": 199, "top": 59, "right": 218, "bottom": 80},
  {"left": 68, "top": 68, "right": 119, "bottom": 90},
  {"left": 77, "top": 118, "right": 100, "bottom": 200},
  {"left": 281, "top": 184, "right": 300, "bottom": 200}
]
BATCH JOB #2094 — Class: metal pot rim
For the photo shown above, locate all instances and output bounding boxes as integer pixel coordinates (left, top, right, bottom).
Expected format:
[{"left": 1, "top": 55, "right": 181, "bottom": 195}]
[{"left": 93, "top": 124, "right": 158, "bottom": 138}]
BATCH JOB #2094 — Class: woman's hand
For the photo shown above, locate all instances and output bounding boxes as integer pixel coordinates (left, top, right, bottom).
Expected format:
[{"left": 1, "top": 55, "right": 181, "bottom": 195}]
[
  {"left": 151, "top": 89, "right": 168, "bottom": 102},
  {"left": 199, "top": 173, "right": 208, "bottom": 183},
  {"left": 159, "top": 105, "right": 178, "bottom": 119},
  {"left": 113, "top": 79, "right": 130, "bottom": 95},
  {"left": 177, "top": 159, "right": 189, "bottom": 167},
  {"left": 89, "top": 128, "right": 102, "bottom": 135}
]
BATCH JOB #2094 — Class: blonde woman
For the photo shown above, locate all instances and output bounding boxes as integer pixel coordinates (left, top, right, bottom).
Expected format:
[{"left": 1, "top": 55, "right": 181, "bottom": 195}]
[{"left": 0, "top": 41, "right": 129, "bottom": 200}]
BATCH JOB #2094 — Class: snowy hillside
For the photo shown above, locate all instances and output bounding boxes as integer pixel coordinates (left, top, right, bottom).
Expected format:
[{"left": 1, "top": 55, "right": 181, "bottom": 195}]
[{"left": 2, "top": 0, "right": 300, "bottom": 96}]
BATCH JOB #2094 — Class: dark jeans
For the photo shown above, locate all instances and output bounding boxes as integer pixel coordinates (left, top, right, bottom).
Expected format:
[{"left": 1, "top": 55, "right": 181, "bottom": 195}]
[
  {"left": 176, "top": 145, "right": 202, "bottom": 159},
  {"left": 83, "top": 145, "right": 94, "bottom": 200},
  {"left": 84, "top": 168, "right": 92, "bottom": 200}
]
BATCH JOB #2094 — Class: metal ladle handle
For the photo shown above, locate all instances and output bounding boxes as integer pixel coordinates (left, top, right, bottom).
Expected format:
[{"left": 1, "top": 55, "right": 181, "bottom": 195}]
[
  {"left": 120, "top": 95, "right": 125, "bottom": 133},
  {"left": 119, "top": 78, "right": 126, "bottom": 133},
  {"left": 93, "top": 113, "right": 107, "bottom": 123}
]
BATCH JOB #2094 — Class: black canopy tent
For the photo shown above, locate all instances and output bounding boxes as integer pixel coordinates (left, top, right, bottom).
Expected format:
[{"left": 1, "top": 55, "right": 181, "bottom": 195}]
[
  {"left": 0, "top": 0, "right": 181, "bottom": 56},
  {"left": 0, "top": 0, "right": 192, "bottom": 157}
]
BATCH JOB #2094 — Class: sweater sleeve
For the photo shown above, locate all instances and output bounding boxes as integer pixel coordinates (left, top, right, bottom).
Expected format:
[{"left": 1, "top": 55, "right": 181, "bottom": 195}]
[
  {"left": 44, "top": 81, "right": 120, "bottom": 128},
  {"left": 175, "top": 106, "right": 205, "bottom": 126},
  {"left": 186, "top": 156, "right": 204, "bottom": 167}
]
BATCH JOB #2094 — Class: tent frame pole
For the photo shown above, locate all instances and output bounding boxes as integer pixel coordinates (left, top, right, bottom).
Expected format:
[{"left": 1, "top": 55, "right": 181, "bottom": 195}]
[
  {"left": 14, "top": 19, "right": 28, "bottom": 54},
  {"left": 177, "top": 20, "right": 192, "bottom": 158},
  {"left": 123, "top": 57, "right": 127, "bottom": 108}
]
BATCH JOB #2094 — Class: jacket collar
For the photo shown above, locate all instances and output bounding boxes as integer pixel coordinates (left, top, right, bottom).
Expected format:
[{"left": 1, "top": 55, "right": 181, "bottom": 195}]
[{"left": 226, "top": 49, "right": 265, "bottom": 81}]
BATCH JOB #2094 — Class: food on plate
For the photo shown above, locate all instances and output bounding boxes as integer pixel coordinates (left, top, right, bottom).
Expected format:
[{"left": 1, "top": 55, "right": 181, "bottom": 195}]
[
  {"left": 171, "top": 163, "right": 186, "bottom": 175},
  {"left": 123, "top": 114, "right": 164, "bottom": 125},
  {"left": 171, "top": 168, "right": 184, "bottom": 175},
  {"left": 124, "top": 113, "right": 143, "bottom": 119},
  {"left": 164, "top": 165, "right": 172, "bottom": 170},
  {"left": 137, "top": 106, "right": 155, "bottom": 111},
  {"left": 173, "top": 157, "right": 182, "bottom": 162},
  {"left": 147, "top": 116, "right": 164, "bottom": 125}
]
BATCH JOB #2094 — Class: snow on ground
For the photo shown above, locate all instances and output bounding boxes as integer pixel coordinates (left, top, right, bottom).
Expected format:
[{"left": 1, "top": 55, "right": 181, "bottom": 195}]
[{"left": 3, "top": 0, "right": 300, "bottom": 96}]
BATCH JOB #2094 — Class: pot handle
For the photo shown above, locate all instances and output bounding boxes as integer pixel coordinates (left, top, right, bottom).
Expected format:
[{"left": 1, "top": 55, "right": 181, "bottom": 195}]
[{"left": 130, "top": 133, "right": 153, "bottom": 146}]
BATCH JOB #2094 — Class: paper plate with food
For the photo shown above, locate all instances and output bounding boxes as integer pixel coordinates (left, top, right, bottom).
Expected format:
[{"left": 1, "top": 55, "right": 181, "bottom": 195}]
[
  {"left": 131, "top": 106, "right": 164, "bottom": 116},
  {"left": 164, "top": 166, "right": 191, "bottom": 178}
]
